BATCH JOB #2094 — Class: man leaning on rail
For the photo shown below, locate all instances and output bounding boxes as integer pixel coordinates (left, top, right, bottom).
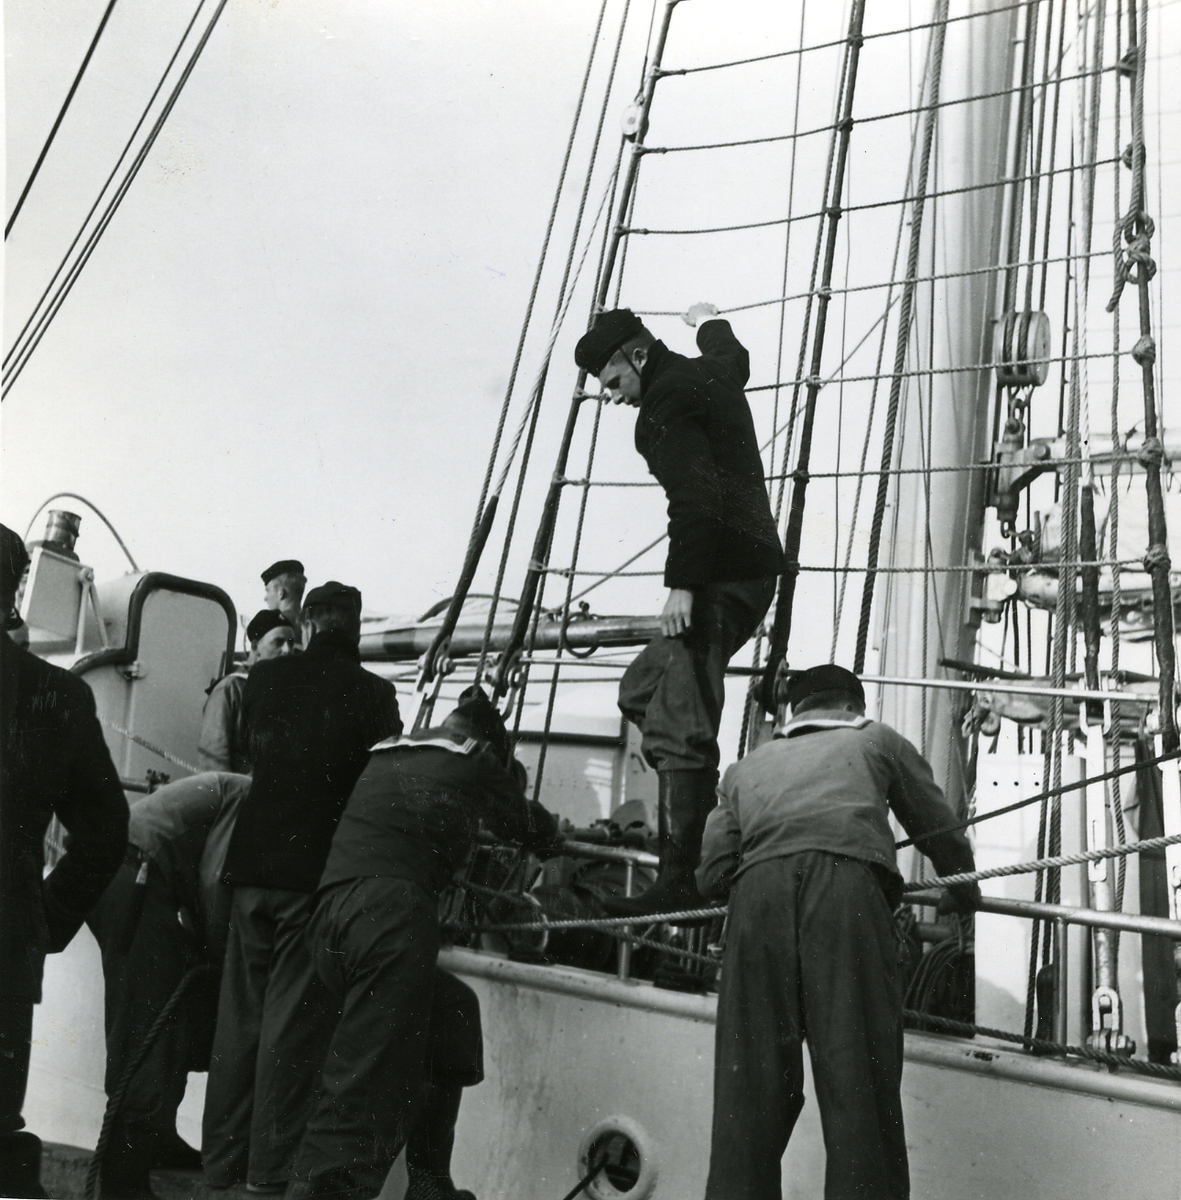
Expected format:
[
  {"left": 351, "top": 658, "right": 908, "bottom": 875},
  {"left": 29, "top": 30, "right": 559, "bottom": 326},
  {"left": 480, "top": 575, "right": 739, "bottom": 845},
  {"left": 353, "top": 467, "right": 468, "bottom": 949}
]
[
  {"left": 697, "top": 664, "right": 979, "bottom": 1200},
  {"left": 574, "top": 303, "right": 784, "bottom": 918}
]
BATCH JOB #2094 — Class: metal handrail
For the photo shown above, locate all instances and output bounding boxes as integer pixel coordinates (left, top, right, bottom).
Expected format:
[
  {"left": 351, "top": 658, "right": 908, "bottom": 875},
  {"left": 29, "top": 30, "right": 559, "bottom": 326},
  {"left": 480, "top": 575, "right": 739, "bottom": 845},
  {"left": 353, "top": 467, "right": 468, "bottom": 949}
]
[{"left": 906, "top": 889, "right": 1181, "bottom": 939}]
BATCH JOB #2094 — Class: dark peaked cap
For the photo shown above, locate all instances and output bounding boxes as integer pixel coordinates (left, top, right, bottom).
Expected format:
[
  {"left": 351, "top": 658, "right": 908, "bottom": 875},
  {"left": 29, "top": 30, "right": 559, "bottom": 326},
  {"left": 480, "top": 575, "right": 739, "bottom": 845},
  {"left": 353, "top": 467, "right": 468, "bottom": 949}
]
[
  {"left": 0, "top": 524, "right": 30, "bottom": 597},
  {"left": 786, "top": 664, "right": 865, "bottom": 711},
  {"left": 246, "top": 608, "right": 293, "bottom": 644},
  {"left": 304, "top": 580, "right": 362, "bottom": 614},
  {"left": 574, "top": 309, "right": 646, "bottom": 376},
  {"left": 261, "top": 559, "right": 304, "bottom": 585}
]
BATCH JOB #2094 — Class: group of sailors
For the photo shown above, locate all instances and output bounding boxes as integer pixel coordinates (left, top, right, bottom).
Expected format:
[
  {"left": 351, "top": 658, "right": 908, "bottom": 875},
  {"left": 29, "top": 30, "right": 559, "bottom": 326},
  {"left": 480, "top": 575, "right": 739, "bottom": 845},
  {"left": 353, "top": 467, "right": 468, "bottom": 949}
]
[{"left": 1, "top": 305, "right": 979, "bottom": 1200}]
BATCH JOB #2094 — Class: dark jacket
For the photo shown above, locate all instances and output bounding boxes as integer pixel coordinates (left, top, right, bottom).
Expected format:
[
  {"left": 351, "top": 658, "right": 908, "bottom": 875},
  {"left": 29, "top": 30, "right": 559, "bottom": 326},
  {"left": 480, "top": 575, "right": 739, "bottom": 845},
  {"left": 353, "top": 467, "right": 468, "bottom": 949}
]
[
  {"left": 1, "top": 633, "right": 129, "bottom": 1001},
  {"left": 221, "top": 630, "right": 402, "bottom": 892},
  {"left": 320, "top": 731, "right": 544, "bottom": 898},
  {"left": 636, "top": 319, "right": 784, "bottom": 589},
  {"left": 697, "top": 709, "right": 975, "bottom": 905}
]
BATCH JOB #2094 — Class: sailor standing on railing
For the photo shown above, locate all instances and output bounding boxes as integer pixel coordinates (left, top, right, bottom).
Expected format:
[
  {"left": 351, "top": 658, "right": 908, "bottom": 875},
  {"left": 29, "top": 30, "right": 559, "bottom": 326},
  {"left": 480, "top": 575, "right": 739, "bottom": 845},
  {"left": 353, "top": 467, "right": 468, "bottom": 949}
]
[
  {"left": 86, "top": 772, "right": 251, "bottom": 1200},
  {"left": 574, "top": 304, "right": 784, "bottom": 917},
  {"left": 197, "top": 610, "right": 297, "bottom": 774},
  {"left": 0, "top": 524, "right": 129, "bottom": 1199},
  {"left": 284, "top": 689, "right": 558, "bottom": 1200},
  {"left": 202, "top": 582, "right": 401, "bottom": 1193},
  {"left": 697, "top": 664, "right": 978, "bottom": 1200}
]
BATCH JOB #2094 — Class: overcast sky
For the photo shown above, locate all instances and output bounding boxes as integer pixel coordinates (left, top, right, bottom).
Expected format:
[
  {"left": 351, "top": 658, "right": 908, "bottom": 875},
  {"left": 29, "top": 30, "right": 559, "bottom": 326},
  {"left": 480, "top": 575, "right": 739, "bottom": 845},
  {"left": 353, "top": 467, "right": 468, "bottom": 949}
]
[{"left": 4, "top": 0, "right": 1177, "bottom": 657}]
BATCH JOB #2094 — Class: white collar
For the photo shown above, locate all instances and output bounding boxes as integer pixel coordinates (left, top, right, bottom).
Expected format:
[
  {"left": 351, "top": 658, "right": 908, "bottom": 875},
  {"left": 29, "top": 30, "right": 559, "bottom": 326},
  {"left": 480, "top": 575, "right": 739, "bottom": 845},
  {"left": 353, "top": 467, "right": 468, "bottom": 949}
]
[
  {"left": 776, "top": 711, "right": 871, "bottom": 739},
  {"left": 369, "top": 734, "right": 479, "bottom": 755}
]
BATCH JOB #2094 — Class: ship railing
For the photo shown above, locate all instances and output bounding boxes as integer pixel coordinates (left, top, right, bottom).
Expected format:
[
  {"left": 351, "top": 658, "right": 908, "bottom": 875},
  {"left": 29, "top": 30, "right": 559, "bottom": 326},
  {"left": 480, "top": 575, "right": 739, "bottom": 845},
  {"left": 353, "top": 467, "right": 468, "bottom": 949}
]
[{"left": 463, "top": 836, "right": 1181, "bottom": 1065}]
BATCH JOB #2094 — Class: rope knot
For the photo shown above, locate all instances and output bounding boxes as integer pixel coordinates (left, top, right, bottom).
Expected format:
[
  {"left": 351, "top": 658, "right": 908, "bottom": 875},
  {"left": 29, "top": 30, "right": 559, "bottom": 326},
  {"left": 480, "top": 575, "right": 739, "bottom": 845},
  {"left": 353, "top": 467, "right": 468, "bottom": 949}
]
[
  {"left": 1143, "top": 543, "right": 1171, "bottom": 573},
  {"left": 1136, "top": 437, "right": 1163, "bottom": 469},
  {"left": 1131, "top": 335, "right": 1157, "bottom": 368},
  {"left": 791, "top": 468, "right": 810, "bottom": 486}
]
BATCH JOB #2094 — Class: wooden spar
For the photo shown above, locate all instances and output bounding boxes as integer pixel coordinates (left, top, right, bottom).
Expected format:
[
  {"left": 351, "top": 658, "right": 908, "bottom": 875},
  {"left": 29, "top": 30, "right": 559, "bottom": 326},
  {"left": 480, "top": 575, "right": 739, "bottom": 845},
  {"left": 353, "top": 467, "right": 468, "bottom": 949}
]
[
  {"left": 361, "top": 613, "right": 662, "bottom": 664},
  {"left": 491, "top": 0, "right": 682, "bottom": 699},
  {"left": 762, "top": 0, "right": 868, "bottom": 695}
]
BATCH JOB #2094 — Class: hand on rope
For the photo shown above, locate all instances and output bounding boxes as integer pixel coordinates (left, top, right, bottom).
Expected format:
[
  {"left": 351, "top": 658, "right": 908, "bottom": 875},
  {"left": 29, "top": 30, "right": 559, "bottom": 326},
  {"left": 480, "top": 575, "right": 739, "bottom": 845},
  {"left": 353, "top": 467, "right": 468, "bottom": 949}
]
[{"left": 681, "top": 301, "right": 719, "bottom": 327}]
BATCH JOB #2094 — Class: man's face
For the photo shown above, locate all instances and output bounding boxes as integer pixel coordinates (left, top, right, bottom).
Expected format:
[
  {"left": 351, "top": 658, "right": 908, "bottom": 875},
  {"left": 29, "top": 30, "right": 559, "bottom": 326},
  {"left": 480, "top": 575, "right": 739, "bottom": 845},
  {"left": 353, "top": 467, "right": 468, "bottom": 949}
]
[
  {"left": 597, "top": 349, "right": 643, "bottom": 406},
  {"left": 254, "top": 625, "right": 297, "bottom": 661}
]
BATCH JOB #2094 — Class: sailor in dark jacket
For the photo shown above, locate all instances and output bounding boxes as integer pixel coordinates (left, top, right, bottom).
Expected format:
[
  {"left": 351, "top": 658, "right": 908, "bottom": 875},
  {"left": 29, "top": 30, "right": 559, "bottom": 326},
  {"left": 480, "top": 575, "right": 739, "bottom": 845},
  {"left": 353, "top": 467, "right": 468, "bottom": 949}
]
[
  {"left": 0, "top": 524, "right": 129, "bottom": 1198},
  {"left": 697, "top": 665, "right": 978, "bottom": 1200},
  {"left": 574, "top": 305, "right": 784, "bottom": 916},
  {"left": 286, "top": 691, "right": 558, "bottom": 1200},
  {"left": 87, "top": 772, "right": 251, "bottom": 1199},
  {"left": 202, "top": 582, "right": 401, "bottom": 1190}
]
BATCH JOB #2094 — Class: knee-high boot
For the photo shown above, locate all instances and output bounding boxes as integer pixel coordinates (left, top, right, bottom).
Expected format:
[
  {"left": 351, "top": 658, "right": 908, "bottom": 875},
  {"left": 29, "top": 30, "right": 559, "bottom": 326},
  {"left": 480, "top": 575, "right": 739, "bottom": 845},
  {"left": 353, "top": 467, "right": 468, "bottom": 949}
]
[
  {"left": 603, "top": 769, "right": 717, "bottom": 919},
  {"left": 405, "top": 1082, "right": 476, "bottom": 1200}
]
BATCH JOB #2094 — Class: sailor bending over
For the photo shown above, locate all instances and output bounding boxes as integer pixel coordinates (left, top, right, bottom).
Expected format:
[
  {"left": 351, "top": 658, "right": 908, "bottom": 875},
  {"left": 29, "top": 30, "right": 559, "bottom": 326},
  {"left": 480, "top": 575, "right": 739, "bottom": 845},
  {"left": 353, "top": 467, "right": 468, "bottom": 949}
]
[
  {"left": 87, "top": 772, "right": 250, "bottom": 1199},
  {"left": 285, "top": 690, "right": 557, "bottom": 1200},
  {"left": 574, "top": 304, "right": 783, "bottom": 917},
  {"left": 698, "top": 665, "right": 978, "bottom": 1200}
]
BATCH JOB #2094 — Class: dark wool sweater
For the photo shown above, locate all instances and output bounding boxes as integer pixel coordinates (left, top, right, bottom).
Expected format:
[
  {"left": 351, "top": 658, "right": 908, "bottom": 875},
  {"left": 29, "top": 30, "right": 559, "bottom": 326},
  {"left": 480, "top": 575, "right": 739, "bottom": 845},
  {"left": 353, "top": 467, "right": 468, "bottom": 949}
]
[
  {"left": 221, "top": 630, "right": 402, "bottom": 892},
  {"left": 320, "top": 732, "right": 535, "bottom": 899},
  {"left": 635, "top": 319, "right": 784, "bottom": 589}
]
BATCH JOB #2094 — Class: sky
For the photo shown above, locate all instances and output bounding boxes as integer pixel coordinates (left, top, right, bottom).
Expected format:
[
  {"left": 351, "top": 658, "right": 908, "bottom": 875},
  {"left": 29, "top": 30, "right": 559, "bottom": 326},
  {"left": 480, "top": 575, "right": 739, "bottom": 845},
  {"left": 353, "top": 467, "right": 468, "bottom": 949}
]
[
  {"left": 3, "top": 0, "right": 1178, "bottom": 668},
  {"left": 3, "top": 0, "right": 831, "bottom": 626}
]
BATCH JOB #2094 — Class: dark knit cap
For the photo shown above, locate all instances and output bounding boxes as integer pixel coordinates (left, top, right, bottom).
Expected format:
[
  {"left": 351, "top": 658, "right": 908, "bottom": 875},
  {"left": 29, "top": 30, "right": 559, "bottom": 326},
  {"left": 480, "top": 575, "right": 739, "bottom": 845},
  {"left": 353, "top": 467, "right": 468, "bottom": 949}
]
[
  {"left": 574, "top": 309, "right": 646, "bottom": 376},
  {"left": 0, "top": 525, "right": 30, "bottom": 598},
  {"left": 261, "top": 559, "right": 304, "bottom": 585},
  {"left": 246, "top": 609, "right": 294, "bottom": 644},
  {"left": 303, "top": 580, "right": 362, "bottom": 614},
  {"left": 785, "top": 664, "right": 865, "bottom": 710},
  {"left": 451, "top": 686, "right": 513, "bottom": 765}
]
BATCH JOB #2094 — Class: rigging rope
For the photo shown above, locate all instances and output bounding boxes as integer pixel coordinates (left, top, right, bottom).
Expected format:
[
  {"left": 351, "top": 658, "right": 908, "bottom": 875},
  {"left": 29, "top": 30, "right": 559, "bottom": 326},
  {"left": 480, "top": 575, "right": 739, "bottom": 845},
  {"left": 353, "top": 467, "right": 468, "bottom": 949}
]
[
  {"left": 463, "top": 0, "right": 614, "bottom": 556},
  {"left": 3, "top": 0, "right": 212, "bottom": 375},
  {"left": 22, "top": 491, "right": 139, "bottom": 571},
  {"left": 6, "top": 0, "right": 121, "bottom": 239},
  {"left": 3, "top": 0, "right": 231, "bottom": 399}
]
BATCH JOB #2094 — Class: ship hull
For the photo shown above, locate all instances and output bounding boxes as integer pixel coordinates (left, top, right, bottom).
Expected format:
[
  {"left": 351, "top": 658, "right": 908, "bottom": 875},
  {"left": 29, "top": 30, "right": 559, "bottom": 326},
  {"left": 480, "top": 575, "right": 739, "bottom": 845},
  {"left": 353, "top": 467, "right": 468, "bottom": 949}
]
[{"left": 25, "top": 936, "right": 1181, "bottom": 1198}]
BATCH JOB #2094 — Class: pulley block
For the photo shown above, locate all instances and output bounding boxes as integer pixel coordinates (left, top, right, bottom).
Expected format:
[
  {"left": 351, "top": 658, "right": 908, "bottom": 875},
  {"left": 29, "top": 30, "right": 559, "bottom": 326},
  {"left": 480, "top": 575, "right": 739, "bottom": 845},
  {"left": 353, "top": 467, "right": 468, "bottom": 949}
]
[{"left": 996, "top": 310, "right": 1052, "bottom": 388}]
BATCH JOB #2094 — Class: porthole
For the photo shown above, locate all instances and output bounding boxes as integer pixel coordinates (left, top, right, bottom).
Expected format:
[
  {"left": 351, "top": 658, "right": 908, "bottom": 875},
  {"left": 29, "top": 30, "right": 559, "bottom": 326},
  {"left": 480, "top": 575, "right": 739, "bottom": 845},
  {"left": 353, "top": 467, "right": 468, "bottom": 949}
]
[{"left": 577, "top": 1117, "right": 658, "bottom": 1200}]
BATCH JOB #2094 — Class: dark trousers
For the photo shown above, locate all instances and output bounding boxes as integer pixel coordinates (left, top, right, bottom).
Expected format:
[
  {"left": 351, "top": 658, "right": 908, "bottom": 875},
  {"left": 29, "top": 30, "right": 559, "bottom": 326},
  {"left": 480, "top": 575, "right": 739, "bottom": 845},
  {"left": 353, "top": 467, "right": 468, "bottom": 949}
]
[
  {"left": 618, "top": 576, "right": 774, "bottom": 772},
  {"left": 203, "top": 887, "right": 333, "bottom": 1187},
  {"left": 86, "top": 860, "right": 219, "bottom": 1137},
  {"left": 290, "top": 876, "right": 479, "bottom": 1200},
  {"left": 706, "top": 853, "right": 908, "bottom": 1200}
]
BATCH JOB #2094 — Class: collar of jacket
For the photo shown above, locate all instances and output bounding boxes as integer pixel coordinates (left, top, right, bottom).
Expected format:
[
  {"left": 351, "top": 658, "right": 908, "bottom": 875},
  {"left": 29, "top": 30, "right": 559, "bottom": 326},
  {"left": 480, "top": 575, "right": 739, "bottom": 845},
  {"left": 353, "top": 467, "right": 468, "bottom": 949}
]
[
  {"left": 369, "top": 734, "right": 479, "bottom": 755},
  {"left": 304, "top": 628, "right": 362, "bottom": 662},
  {"left": 776, "top": 709, "right": 872, "bottom": 739},
  {"left": 638, "top": 339, "right": 671, "bottom": 402}
]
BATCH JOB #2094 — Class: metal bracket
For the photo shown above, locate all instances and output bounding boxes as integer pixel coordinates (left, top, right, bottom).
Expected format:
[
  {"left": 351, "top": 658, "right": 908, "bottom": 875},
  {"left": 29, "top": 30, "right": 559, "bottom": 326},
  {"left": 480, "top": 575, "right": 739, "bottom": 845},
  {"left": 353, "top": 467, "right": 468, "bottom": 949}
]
[
  {"left": 1088, "top": 986, "right": 1135, "bottom": 1055},
  {"left": 991, "top": 428, "right": 1054, "bottom": 537}
]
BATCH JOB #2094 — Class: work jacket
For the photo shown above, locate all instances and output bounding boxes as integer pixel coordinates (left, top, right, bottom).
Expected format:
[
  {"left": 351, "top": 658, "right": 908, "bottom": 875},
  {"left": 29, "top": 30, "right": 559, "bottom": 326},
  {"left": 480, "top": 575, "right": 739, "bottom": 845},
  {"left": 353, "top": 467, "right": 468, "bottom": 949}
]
[
  {"left": 697, "top": 708, "right": 974, "bottom": 904},
  {"left": 636, "top": 319, "right": 784, "bottom": 589},
  {"left": 0, "top": 632, "right": 128, "bottom": 1000},
  {"left": 320, "top": 731, "right": 549, "bottom": 899},
  {"left": 197, "top": 670, "right": 250, "bottom": 774},
  {"left": 124, "top": 771, "right": 251, "bottom": 962},
  {"left": 221, "top": 630, "right": 402, "bottom": 892}
]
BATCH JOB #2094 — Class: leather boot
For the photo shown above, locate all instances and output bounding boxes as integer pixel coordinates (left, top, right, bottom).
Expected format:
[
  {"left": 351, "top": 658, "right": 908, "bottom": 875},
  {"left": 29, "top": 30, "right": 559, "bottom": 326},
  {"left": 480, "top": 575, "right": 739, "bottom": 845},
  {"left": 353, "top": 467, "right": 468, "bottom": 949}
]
[{"left": 602, "top": 769, "right": 717, "bottom": 920}]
